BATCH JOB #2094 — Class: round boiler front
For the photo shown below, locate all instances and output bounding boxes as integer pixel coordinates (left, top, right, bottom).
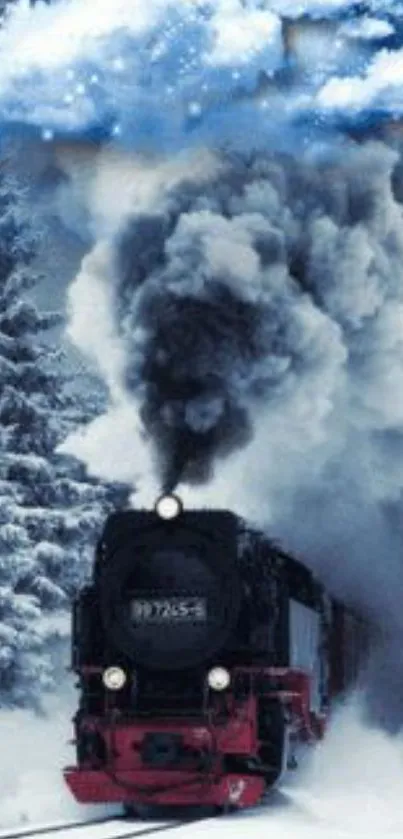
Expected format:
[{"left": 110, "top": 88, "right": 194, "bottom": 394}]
[{"left": 98, "top": 515, "right": 241, "bottom": 670}]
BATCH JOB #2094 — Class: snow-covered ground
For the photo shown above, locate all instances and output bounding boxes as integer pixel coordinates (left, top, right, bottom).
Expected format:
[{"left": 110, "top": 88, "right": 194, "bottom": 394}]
[
  {"left": 189, "top": 700, "right": 403, "bottom": 839},
  {"left": 1, "top": 695, "right": 403, "bottom": 838},
  {"left": 0, "top": 685, "right": 120, "bottom": 829}
]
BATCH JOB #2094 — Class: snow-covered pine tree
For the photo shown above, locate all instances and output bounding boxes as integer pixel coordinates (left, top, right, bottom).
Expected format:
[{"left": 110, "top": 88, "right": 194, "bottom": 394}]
[{"left": 0, "top": 170, "right": 128, "bottom": 707}]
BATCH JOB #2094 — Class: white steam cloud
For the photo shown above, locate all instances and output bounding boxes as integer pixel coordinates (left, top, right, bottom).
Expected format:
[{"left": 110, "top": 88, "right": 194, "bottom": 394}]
[{"left": 61, "top": 147, "right": 223, "bottom": 504}]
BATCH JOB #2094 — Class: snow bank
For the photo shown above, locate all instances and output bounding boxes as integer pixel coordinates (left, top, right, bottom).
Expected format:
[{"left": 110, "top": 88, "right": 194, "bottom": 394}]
[
  {"left": 0, "top": 685, "right": 119, "bottom": 829},
  {"left": 282, "top": 698, "right": 403, "bottom": 835}
]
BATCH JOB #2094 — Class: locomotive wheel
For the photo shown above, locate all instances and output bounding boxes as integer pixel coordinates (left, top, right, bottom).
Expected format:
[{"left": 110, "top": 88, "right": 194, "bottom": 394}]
[
  {"left": 124, "top": 803, "right": 151, "bottom": 820},
  {"left": 214, "top": 803, "right": 238, "bottom": 815},
  {"left": 125, "top": 803, "right": 209, "bottom": 820}
]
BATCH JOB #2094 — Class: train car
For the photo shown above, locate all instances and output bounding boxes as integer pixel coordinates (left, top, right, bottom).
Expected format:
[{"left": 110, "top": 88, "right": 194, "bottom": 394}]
[{"left": 64, "top": 495, "right": 372, "bottom": 812}]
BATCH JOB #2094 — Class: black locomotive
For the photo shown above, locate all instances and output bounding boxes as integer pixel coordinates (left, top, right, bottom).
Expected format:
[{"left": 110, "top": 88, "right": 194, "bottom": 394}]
[{"left": 65, "top": 495, "right": 370, "bottom": 811}]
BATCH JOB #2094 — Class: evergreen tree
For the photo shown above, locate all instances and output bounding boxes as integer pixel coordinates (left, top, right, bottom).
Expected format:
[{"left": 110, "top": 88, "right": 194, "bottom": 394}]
[{"left": 0, "top": 171, "right": 127, "bottom": 707}]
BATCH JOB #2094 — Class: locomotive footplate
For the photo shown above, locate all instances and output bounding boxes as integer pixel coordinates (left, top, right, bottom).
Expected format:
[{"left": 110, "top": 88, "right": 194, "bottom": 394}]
[{"left": 64, "top": 767, "right": 265, "bottom": 807}]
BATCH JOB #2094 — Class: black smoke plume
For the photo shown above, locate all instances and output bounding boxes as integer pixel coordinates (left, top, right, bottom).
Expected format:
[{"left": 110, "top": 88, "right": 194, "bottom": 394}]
[{"left": 112, "top": 150, "right": 366, "bottom": 490}]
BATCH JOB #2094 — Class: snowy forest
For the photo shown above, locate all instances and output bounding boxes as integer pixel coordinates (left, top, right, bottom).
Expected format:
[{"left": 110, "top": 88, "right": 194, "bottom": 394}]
[{"left": 0, "top": 165, "right": 127, "bottom": 709}]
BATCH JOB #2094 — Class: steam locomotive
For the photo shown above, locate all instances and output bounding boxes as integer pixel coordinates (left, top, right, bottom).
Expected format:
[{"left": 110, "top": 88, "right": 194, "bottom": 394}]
[{"left": 64, "top": 495, "right": 370, "bottom": 812}]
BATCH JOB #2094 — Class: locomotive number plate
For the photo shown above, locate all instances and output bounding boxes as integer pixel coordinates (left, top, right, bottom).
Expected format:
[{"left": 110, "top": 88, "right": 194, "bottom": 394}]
[{"left": 131, "top": 597, "right": 207, "bottom": 623}]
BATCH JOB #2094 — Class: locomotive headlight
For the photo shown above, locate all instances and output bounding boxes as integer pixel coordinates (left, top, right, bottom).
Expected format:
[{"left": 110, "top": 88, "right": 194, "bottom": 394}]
[
  {"left": 102, "top": 666, "right": 127, "bottom": 691},
  {"left": 207, "top": 667, "right": 231, "bottom": 692},
  {"left": 155, "top": 494, "right": 183, "bottom": 520}
]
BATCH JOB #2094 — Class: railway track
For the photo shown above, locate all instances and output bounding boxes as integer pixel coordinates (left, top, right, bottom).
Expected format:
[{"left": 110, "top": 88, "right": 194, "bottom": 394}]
[{"left": 0, "top": 813, "right": 209, "bottom": 839}]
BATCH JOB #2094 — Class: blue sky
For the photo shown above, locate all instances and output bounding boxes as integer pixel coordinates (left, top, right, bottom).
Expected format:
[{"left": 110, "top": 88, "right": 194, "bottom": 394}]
[{"left": 0, "top": 0, "right": 403, "bottom": 152}]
